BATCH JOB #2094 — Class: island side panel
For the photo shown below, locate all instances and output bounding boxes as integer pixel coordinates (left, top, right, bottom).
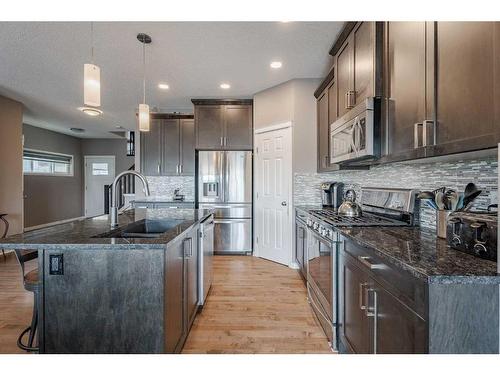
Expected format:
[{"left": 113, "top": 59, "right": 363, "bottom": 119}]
[
  {"left": 428, "top": 282, "right": 499, "bottom": 354},
  {"left": 42, "top": 247, "right": 165, "bottom": 353}
]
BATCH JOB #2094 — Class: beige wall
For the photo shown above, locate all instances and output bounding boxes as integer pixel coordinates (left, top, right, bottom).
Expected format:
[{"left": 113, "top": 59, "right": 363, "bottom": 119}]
[
  {"left": 253, "top": 78, "right": 320, "bottom": 174},
  {"left": 253, "top": 80, "right": 294, "bottom": 129},
  {"left": 0, "top": 96, "right": 23, "bottom": 235}
]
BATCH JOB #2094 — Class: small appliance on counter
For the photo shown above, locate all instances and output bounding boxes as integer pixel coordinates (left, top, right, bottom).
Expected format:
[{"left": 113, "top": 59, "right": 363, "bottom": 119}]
[
  {"left": 172, "top": 188, "right": 185, "bottom": 201},
  {"left": 447, "top": 206, "right": 498, "bottom": 262},
  {"left": 321, "top": 182, "right": 344, "bottom": 208}
]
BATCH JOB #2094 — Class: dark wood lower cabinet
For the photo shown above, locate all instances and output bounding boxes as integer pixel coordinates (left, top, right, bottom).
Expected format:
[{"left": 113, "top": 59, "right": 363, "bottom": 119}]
[
  {"left": 372, "top": 280, "right": 427, "bottom": 354},
  {"left": 339, "top": 236, "right": 428, "bottom": 354},
  {"left": 340, "top": 255, "right": 372, "bottom": 353}
]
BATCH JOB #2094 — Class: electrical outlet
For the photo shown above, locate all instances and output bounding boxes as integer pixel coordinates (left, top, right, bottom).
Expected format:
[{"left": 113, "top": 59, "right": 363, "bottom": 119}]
[{"left": 49, "top": 254, "right": 64, "bottom": 275}]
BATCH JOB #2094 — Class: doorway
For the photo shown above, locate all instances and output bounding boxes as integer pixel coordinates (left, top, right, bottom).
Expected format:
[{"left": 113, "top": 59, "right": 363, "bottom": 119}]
[
  {"left": 84, "top": 156, "right": 115, "bottom": 217},
  {"left": 254, "top": 124, "right": 293, "bottom": 266}
]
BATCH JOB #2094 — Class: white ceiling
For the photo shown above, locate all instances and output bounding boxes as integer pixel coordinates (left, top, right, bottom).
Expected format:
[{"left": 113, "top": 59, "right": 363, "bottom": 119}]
[{"left": 0, "top": 22, "right": 343, "bottom": 138}]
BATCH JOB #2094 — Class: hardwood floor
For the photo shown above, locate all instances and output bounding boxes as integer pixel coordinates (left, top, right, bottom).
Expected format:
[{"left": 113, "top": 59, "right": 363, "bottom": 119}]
[
  {"left": 0, "top": 252, "right": 332, "bottom": 354},
  {"left": 0, "top": 251, "right": 36, "bottom": 354},
  {"left": 183, "top": 255, "right": 332, "bottom": 354}
]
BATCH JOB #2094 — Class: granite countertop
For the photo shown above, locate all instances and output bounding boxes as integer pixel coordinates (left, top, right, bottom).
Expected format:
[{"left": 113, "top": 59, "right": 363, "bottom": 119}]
[
  {"left": 0, "top": 208, "right": 213, "bottom": 250},
  {"left": 131, "top": 196, "right": 194, "bottom": 203},
  {"left": 295, "top": 205, "right": 499, "bottom": 284}
]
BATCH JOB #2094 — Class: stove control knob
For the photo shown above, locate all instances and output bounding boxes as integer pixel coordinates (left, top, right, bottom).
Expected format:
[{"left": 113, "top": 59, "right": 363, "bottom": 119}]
[
  {"left": 306, "top": 219, "right": 312, "bottom": 227},
  {"left": 313, "top": 223, "right": 319, "bottom": 230},
  {"left": 325, "top": 230, "right": 331, "bottom": 238},
  {"left": 451, "top": 236, "right": 462, "bottom": 247},
  {"left": 474, "top": 243, "right": 488, "bottom": 258}
]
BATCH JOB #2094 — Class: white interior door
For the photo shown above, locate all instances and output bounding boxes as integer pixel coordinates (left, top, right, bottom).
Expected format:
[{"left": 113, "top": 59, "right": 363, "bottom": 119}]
[
  {"left": 254, "top": 126, "right": 293, "bottom": 266},
  {"left": 84, "top": 156, "right": 115, "bottom": 217}
]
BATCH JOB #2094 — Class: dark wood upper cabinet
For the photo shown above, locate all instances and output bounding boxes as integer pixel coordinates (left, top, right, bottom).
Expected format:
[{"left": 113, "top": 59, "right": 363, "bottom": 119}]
[
  {"left": 327, "top": 75, "right": 338, "bottom": 125},
  {"left": 381, "top": 22, "right": 430, "bottom": 162},
  {"left": 317, "top": 90, "right": 330, "bottom": 172},
  {"left": 353, "top": 22, "right": 376, "bottom": 105},
  {"left": 140, "top": 115, "right": 195, "bottom": 176},
  {"left": 224, "top": 105, "right": 253, "bottom": 150},
  {"left": 161, "top": 119, "right": 181, "bottom": 175},
  {"left": 336, "top": 39, "right": 354, "bottom": 118},
  {"left": 193, "top": 100, "right": 253, "bottom": 150},
  {"left": 428, "top": 22, "right": 500, "bottom": 156},
  {"left": 180, "top": 119, "right": 195, "bottom": 175},
  {"left": 140, "top": 119, "right": 161, "bottom": 176},
  {"left": 195, "top": 105, "right": 224, "bottom": 149}
]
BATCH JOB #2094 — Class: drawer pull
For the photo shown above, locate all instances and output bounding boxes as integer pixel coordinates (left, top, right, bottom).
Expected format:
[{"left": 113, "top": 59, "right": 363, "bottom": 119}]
[{"left": 357, "top": 256, "right": 382, "bottom": 270}]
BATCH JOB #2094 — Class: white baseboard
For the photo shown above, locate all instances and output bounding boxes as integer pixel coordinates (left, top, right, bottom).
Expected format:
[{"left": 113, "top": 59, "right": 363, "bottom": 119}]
[{"left": 24, "top": 216, "right": 86, "bottom": 232}]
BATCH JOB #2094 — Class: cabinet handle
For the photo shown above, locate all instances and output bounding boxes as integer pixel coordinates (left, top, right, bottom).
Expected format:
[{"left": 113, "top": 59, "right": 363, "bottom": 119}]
[
  {"left": 220, "top": 137, "right": 223, "bottom": 147},
  {"left": 359, "top": 282, "right": 368, "bottom": 310},
  {"left": 413, "top": 123, "right": 423, "bottom": 148},
  {"left": 224, "top": 137, "right": 227, "bottom": 146},
  {"left": 183, "top": 238, "right": 193, "bottom": 258},
  {"left": 357, "top": 256, "right": 382, "bottom": 270},
  {"left": 179, "top": 164, "right": 183, "bottom": 174},
  {"left": 365, "top": 289, "right": 378, "bottom": 353},
  {"left": 345, "top": 90, "right": 356, "bottom": 109},
  {"left": 324, "top": 155, "right": 329, "bottom": 167},
  {"left": 423, "top": 120, "right": 435, "bottom": 147},
  {"left": 157, "top": 163, "right": 161, "bottom": 174}
]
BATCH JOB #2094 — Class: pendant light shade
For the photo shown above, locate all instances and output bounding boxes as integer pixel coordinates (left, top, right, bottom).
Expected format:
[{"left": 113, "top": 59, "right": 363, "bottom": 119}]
[
  {"left": 138, "top": 103, "right": 150, "bottom": 132},
  {"left": 84, "top": 63, "right": 101, "bottom": 107},
  {"left": 137, "top": 33, "right": 152, "bottom": 132}
]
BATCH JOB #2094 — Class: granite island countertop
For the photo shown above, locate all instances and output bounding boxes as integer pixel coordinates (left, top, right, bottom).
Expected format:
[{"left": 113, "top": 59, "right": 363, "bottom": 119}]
[
  {"left": 295, "top": 205, "right": 499, "bottom": 284},
  {"left": 0, "top": 208, "right": 212, "bottom": 250}
]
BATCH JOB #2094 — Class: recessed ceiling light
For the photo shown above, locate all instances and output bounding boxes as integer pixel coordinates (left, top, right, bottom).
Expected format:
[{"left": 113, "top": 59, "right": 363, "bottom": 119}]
[
  {"left": 220, "top": 83, "right": 231, "bottom": 89},
  {"left": 270, "top": 61, "right": 283, "bottom": 69},
  {"left": 158, "top": 83, "right": 169, "bottom": 90},
  {"left": 78, "top": 106, "right": 103, "bottom": 116}
]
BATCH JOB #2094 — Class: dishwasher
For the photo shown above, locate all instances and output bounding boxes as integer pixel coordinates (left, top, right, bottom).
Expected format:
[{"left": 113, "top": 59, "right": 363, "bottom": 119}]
[{"left": 198, "top": 214, "right": 214, "bottom": 306}]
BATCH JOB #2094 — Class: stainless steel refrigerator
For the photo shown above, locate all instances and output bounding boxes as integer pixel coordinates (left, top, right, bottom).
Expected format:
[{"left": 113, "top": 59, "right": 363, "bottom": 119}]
[{"left": 197, "top": 151, "right": 252, "bottom": 254}]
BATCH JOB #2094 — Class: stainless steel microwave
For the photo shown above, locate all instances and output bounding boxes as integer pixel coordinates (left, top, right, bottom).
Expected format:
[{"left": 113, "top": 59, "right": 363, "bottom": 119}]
[{"left": 329, "top": 97, "right": 379, "bottom": 165}]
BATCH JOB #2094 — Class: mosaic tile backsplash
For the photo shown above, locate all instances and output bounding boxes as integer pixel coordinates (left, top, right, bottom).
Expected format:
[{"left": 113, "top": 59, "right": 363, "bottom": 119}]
[
  {"left": 145, "top": 176, "right": 195, "bottom": 201},
  {"left": 294, "top": 157, "right": 498, "bottom": 231}
]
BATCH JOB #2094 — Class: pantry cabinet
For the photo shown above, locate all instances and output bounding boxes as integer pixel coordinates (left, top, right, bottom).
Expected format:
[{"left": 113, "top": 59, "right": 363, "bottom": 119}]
[{"left": 193, "top": 99, "right": 253, "bottom": 150}]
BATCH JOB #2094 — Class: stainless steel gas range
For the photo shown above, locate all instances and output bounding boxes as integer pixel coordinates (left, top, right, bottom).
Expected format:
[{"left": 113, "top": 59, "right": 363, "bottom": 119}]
[{"left": 303, "top": 187, "right": 417, "bottom": 351}]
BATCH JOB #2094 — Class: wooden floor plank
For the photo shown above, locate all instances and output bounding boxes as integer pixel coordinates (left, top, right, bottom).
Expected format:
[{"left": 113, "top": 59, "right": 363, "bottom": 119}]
[
  {"left": 182, "top": 255, "right": 332, "bottom": 354},
  {"left": 0, "top": 251, "right": 36, "bottom": 354}
]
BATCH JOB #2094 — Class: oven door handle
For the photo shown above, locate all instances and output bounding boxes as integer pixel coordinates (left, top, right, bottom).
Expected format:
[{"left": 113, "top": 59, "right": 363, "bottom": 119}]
[{"left": 307, "top": 285, "right": 334, "bottom": 330}]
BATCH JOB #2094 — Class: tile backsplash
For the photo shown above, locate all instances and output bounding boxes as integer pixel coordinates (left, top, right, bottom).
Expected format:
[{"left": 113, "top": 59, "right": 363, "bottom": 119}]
[
  {"left": 294, "top": 157, "right": 498, "bottom": 231},
  {"left": 145, "top": 176, "right": 195, "bottom": 201}
]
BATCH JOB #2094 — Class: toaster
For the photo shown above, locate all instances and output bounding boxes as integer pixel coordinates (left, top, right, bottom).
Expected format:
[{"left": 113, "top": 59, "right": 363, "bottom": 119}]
[{"left": 446, "top": 209, "right": 498, "bottom": 262}]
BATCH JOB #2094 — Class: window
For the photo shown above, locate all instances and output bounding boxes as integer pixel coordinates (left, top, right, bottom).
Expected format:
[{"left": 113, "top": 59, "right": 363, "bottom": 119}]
[
  {"left": 92, "top": 163, "right": 109, "bottom": 176},
  {"left": 23, "top": 149, "right": 73, "bottom": 176}
]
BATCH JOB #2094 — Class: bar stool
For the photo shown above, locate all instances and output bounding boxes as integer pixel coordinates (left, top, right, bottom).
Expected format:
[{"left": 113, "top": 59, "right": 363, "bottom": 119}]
[
  {"left": 0, "top": 213, "right": 8, "bottom": 261},
  {"left": 14, "top": 249, "right": 39, "bottom": 352}
]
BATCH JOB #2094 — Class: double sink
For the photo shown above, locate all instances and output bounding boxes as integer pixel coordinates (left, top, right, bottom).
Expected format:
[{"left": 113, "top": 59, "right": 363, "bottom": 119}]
[{"left": 94, "top": 219, "right": 186, "bottom": 239}]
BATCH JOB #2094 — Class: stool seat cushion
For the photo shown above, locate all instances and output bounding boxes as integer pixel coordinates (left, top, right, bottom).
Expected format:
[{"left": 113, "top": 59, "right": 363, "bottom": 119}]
[{"left": 24, "top": 269, "right": 39, "bottom": 287}]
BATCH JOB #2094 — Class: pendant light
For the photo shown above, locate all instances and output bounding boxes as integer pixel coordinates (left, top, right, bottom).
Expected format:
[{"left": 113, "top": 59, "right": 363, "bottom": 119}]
[
  {"left": 137, "top": 33, "right": 152, "bottom": 132},
  {"left": 83, "top": 22, "right": 101, "bottom": 110}
]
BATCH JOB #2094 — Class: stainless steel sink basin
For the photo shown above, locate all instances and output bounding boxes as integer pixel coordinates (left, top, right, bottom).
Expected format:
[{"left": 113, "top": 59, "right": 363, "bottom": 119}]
[{"left": 94, "top": 219, "right": 185, "bottom": 239}]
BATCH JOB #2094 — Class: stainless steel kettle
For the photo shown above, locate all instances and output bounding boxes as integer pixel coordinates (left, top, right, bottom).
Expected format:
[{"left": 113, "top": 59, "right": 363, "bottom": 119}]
[{"left": 338, "top": 189, "right": 363, "bottom": 217}]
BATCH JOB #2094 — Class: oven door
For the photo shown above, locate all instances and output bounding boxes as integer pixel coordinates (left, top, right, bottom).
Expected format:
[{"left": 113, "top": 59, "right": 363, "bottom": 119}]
[
  {"left": 307, "top": 229, "right": 335, "bottom": 321},
  {"left": 330, "top": 103, "right": 375, "bottom": 164}
]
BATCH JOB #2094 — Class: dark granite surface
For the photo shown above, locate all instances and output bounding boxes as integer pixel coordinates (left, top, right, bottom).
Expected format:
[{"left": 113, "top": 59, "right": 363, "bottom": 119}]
[
  {"left": 0, "top": 208, "right": 213, "bottom": 250},
  {"left": 131, "top": 196, "right": 194, "bottom": 204},
  {"left": 296, "top": 205, "right": 499, "bottom": 284}
]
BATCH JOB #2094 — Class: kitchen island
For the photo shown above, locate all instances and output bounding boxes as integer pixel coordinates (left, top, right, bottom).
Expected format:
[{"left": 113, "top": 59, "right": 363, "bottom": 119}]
[{"left": 0, "top": 208, "right": 213, "bottom": 354}]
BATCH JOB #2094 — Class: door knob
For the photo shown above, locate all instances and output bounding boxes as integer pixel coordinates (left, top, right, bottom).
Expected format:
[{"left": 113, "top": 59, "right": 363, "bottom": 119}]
[{"left": 281, "top": 201, "right": 287, "bottom": 206}]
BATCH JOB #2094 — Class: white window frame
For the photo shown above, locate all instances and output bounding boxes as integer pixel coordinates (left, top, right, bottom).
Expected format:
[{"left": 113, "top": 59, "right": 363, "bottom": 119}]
[{"left": 23, "top": 148, "right": 74, "bottom": 177}]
